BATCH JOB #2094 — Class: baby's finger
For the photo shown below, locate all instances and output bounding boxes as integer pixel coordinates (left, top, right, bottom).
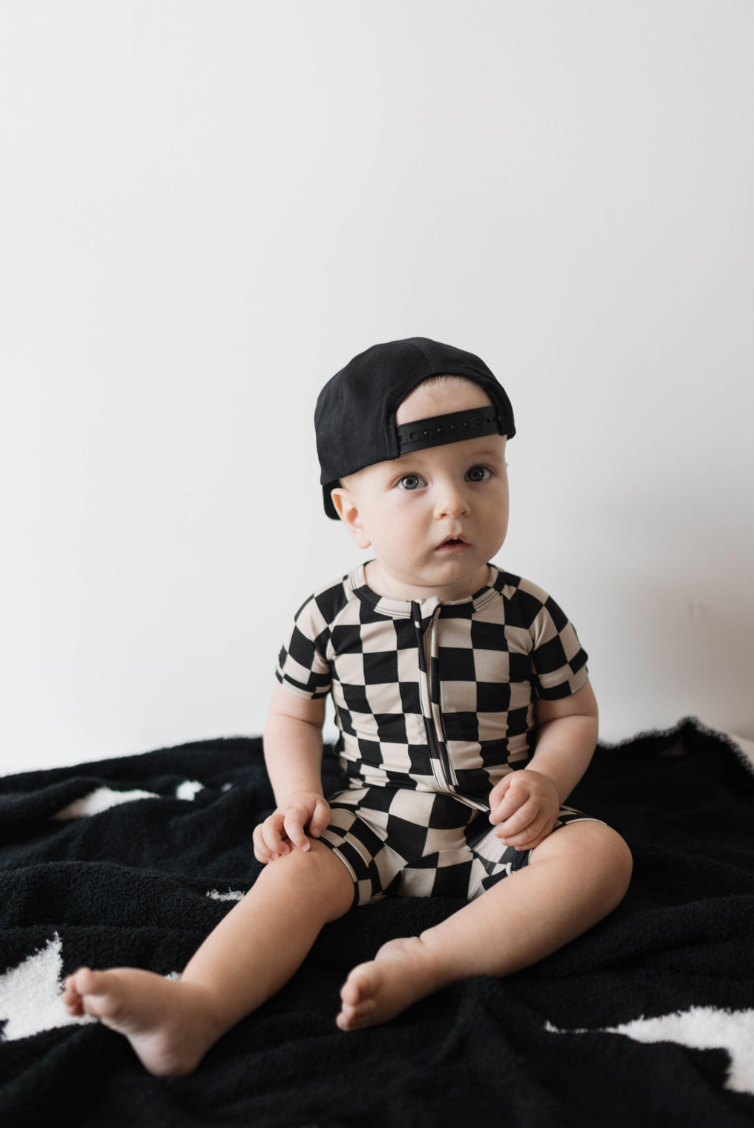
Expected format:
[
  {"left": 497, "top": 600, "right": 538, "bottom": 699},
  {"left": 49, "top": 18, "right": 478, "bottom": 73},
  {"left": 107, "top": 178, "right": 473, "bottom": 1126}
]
[
  {"left": 492, "top": 794, "right": 532, "bottom": 830},
  {"left": 308, "top": 798, "right": 332, "bottom": 837},
  {"left": 283, "top": 806, "right": 311, "bottom": 851},
  {"left": 489, "top": 780, "right": 527, "bottom": 824},
  {"left": 253, "top": 825, "right": 276, "bottom": 863},
  {"left": 498, "top": 812, "right": 553, "bottom": 847},
  {"left": 488, "top": 773, "right": 513, "bottom": 808},
  {"left": 494, "top": 798, "right": 538, "bottom": 837},
  {"left": 261, "top": 817, "right": 290, "bottom": 856},
  {"left": 497, "top": 827, "right": 535, "bottom": 848},
  {"left": 503, "top": 828, "right": 549, "bottom": 852}
]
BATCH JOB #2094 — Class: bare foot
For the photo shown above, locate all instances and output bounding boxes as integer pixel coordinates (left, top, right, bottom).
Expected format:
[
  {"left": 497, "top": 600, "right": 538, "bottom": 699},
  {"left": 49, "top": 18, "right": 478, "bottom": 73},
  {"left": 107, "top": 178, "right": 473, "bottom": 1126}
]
[
  {"left": 336, "top": 936, "right": 452, "bottom": 1032},
  {"left": 61, "top": 967, "right": 222, "bottom": 1077}
]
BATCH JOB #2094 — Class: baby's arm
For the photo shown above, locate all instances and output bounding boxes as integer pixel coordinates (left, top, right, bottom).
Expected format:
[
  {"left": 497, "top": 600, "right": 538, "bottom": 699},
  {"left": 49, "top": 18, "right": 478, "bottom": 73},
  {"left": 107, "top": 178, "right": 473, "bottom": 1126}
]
[
  {"left": 488, "top": 679, "right": 599, "bottom": 850},
  {"left": 253, "top": 683, "right": 330, "bottom": 863},
  {"left": 524, "top": 678, "right": 599, "bottom": 803}
]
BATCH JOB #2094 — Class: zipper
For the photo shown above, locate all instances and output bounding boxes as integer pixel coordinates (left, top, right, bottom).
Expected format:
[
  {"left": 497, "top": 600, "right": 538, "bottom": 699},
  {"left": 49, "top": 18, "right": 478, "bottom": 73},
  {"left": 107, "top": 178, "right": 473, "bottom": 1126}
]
[{"left": 411, "top": 602, "right": 457, "bottom": 792}]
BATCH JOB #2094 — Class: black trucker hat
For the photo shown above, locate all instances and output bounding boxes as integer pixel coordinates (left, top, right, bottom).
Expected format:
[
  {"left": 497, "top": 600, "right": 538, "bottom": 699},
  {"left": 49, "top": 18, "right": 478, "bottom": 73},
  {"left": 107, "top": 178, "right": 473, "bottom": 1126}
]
[{"left": 315, "top": 336, "right": 515, "bottom": 520}]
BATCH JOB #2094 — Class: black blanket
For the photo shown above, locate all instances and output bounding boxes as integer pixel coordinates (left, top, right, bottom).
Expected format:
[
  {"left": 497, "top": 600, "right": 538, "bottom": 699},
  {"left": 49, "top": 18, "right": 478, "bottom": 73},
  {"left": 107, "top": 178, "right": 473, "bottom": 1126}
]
[{"left": 2, "top": 718, "right": 754, "bottom": 1127}]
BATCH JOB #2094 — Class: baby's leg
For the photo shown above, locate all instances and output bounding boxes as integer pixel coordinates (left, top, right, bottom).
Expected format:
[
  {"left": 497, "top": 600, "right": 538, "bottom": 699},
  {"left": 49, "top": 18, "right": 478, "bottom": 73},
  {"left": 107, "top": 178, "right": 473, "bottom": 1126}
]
[
  {"left": 337, "top": 820, "right": 632, "bottom": 1030},
  {"left": 63, "top": 840, "right": 354, "bottom": 1076}
]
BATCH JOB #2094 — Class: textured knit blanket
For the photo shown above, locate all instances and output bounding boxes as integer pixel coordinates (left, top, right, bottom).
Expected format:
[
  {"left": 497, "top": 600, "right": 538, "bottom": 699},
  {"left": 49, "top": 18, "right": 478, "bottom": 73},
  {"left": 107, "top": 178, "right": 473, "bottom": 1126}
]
[{"left": 2, "top": 718, "right": 754, "bottom": 1128}]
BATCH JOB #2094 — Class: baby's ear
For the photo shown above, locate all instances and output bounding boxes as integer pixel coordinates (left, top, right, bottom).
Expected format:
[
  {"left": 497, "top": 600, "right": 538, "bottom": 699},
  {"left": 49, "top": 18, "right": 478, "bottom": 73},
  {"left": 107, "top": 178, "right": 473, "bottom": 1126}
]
[{"left": 329, "top": 487, "right": 371, "bottom": 549}]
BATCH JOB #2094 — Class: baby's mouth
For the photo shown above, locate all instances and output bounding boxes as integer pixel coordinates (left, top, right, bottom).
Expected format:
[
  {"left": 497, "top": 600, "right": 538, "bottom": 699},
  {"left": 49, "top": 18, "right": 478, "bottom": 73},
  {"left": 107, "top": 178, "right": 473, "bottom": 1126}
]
[{"left": 436, "top": 535, "right": 471, "bottom": 551}]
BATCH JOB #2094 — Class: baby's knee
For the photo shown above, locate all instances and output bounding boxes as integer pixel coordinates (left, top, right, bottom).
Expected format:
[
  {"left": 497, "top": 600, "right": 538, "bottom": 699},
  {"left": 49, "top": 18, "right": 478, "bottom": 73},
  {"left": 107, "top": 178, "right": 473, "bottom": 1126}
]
[
  {"left": 267, "top": 840, "right": 354, "bottom": 921},
  {"left": 544, "top": 821, "right": 633, "bottom": 896},
  {"left": 578, "top": 822, "right": 633, "bottom": 897}
]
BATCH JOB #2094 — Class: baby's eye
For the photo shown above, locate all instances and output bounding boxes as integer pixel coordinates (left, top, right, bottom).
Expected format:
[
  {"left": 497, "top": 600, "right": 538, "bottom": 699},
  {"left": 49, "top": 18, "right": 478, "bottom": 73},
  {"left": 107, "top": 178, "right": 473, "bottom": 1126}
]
[
  {"left": 397, "top": 473, "right": 426, "bottom": 491},
  {"left": 466, "top": 465, "right": 492, "bottom": 482}
]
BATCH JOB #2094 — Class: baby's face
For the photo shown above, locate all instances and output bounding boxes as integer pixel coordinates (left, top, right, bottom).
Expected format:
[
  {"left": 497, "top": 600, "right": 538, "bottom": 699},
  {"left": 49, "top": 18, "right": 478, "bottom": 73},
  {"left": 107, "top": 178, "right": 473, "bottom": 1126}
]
[{"left": 330, "top": 380, "right": 509, "bottom": 601}]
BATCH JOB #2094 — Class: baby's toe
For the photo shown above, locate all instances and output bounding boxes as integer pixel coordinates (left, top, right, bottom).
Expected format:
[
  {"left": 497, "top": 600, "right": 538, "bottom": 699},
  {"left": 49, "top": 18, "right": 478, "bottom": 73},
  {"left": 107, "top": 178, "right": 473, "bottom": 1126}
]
[
  {"left": 340, "top": 962, "right": 377, "bottom": 1006},
  {"left": 337, "top": 997, "right": 377, "bottom": 1031},
  {"left": 338, "top": 967, "right": 379, "bottom": 1029},
  {"left": 62, "top": 988, "right": 84, "bottom": 1016},
  {"left": 339, "top": 978, "right": 361, "bottom": 1009},
  {"left": 345, "top": 996, "right": 377, "bottom": 1019}
]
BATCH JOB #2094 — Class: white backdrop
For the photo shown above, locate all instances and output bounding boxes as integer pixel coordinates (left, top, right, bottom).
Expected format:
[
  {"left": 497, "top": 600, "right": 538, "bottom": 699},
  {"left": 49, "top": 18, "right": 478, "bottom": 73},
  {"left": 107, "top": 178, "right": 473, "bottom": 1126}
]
[{"left": 2, "top": 1, "right": 753, "bottom": 774}]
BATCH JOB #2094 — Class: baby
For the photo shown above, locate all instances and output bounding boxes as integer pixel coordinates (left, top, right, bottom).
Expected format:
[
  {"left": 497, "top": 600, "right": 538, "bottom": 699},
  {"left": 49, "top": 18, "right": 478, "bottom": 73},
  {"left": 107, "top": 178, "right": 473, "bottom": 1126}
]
[{"left": 63, "top": 336, "right": 633, "bottom": 1077}]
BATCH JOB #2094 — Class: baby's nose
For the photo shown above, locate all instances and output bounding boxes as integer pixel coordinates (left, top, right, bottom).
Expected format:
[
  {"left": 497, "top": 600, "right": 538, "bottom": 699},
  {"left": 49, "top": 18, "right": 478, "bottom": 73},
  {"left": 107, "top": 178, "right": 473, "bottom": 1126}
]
[{"left": 435, "top": 485, "right": 470, "bottom": 518}]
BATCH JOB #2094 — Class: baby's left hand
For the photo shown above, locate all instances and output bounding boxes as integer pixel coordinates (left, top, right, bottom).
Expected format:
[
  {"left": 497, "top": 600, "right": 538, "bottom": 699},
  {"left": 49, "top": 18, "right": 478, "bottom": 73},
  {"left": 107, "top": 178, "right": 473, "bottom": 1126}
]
[{"left": 488, "top": 770, "right": 561, "bottom": 852}]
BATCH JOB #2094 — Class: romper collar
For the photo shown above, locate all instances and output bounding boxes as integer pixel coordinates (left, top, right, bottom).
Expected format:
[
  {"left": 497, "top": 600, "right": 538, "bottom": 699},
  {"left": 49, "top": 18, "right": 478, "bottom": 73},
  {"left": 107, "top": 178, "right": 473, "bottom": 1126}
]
[{"left": 349, "top": 561, "right": 500, "bottom": 620}]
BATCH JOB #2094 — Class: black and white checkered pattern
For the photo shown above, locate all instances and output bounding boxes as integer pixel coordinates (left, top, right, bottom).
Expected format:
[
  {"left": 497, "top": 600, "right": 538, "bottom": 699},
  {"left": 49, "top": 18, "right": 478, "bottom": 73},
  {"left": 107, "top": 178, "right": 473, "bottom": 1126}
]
[
  {"left": 320, "top": 785, "right": 597, "bottom": 907},
  {"left": 276, "top": 562, "right": 589, "bottom": 807},
  {"left": 276, "top": 561, "right": 601, "bottom": 904}
]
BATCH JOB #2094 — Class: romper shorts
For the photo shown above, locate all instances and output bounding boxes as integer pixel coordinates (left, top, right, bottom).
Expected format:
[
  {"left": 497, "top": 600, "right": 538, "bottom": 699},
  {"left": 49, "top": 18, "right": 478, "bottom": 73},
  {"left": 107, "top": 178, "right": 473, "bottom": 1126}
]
[{"left": 318, "top": 785, "right": 604, "bottom": 908}]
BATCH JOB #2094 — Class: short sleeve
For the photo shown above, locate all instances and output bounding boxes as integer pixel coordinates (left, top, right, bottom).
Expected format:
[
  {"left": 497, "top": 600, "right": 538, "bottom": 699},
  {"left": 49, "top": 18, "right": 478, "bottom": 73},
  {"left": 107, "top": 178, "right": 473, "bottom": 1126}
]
[
  {"left": 275, "top": 593, "right": 332, "bottom": 700},
  {"left": 528, "top": 591, "right": 589, "bottom": 701}
]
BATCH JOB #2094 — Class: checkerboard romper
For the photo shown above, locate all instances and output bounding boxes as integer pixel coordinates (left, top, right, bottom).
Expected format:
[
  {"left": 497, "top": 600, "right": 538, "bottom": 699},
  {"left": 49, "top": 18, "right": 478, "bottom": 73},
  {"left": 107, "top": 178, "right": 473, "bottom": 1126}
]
[{"left": 276, "top": 561, "right": 604, "bottom": 908}]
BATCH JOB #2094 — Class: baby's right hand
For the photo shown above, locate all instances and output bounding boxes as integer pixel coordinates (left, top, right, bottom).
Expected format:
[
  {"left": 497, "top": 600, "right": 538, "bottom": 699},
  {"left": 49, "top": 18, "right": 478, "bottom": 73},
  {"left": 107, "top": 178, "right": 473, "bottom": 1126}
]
[{"left": 253, "top": 791, "right": 331, "bottom": 864}]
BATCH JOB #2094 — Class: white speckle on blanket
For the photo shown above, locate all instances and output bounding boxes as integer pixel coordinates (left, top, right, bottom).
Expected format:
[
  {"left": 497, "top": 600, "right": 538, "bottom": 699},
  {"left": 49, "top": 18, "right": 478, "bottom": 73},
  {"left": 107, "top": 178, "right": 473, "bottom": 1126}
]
[
  {"left": 175, "top": 780, "right": 204, "bottom": 800},
  {"left": 52, "top": 787, "right": 159, "bottom": 820},
  {"left": 0, "top": 935, "right": 95, "bottom": 1040},
  {"left": 206, "top": 889, "right": 245, "bottom": 902},
  {"left": 546, "top": 1005, "right": 754, "bottom": 1094}
]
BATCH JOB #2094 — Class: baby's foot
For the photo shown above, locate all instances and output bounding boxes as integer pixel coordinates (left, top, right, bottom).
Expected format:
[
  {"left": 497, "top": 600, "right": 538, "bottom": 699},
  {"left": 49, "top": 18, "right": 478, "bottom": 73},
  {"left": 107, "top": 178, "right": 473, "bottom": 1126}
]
[
  {"left": 62, "top": 967, "right": 221, "bottom": 1077},
  {"left": 336, "top": 936, "right": 452, "bottom": 1032}
]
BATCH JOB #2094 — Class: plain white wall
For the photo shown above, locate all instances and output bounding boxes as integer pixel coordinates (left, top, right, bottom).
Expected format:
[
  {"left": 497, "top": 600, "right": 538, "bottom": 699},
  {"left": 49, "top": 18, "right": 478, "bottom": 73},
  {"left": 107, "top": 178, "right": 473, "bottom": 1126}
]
[{"left": 2, "top": 1, "right": 753, "bottom": 775}]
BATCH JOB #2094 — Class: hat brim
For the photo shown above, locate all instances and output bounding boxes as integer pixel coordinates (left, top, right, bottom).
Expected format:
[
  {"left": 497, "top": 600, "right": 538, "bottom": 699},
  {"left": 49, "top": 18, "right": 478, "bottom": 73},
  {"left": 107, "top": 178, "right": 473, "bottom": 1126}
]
[{"left": 323, "top": 482, "right": 341, "bottom": 521}]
